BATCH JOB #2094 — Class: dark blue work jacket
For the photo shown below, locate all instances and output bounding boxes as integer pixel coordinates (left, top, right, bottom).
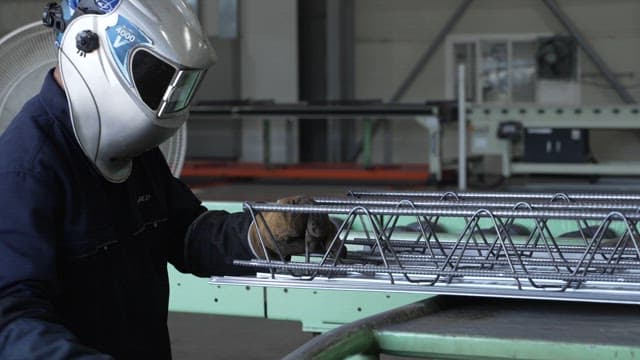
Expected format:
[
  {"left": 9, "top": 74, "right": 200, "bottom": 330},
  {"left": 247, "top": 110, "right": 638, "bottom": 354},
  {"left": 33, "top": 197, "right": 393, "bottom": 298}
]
[{"left": 0, "top": 71, "right": 253, "bottom": 359}]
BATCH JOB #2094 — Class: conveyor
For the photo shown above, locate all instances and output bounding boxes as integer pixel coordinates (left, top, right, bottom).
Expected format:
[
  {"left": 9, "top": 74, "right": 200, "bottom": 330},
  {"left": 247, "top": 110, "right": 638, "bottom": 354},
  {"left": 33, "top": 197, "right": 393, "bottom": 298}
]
[{"left": 168, "top": 191, "right": 640, "bottom": 359}]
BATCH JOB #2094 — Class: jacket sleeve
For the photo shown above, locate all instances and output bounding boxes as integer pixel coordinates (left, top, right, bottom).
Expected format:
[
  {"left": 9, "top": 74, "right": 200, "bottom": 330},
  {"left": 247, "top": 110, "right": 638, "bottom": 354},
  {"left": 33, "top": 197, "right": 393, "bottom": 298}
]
[
  {"left": 0, "top": 171, "right": 112, "bottom": 360},
  {"left": 164, "top": 175, "right": 254, "bottom": 277}
]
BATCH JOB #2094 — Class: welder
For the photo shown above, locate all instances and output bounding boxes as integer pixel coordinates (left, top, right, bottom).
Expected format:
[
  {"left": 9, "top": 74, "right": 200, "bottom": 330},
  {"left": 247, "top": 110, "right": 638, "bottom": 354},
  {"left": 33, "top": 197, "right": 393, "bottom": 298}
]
[{"left": 0, "top": 1, "right": 335, "bottom": 358}]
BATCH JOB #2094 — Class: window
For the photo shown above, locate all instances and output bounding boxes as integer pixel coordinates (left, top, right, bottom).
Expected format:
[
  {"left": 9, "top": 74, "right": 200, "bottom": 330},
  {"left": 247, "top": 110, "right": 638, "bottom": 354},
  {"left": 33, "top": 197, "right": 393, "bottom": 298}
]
[{"left": 446, "top": 34, "right": 568, "bottom": 105}]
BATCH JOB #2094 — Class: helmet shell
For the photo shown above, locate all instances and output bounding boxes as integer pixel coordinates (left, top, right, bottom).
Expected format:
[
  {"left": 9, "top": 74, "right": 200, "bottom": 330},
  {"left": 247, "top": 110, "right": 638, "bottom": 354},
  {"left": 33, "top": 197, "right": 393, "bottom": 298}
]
[{"left": 58, "top": 0, "right": 216, "bottom": 182}]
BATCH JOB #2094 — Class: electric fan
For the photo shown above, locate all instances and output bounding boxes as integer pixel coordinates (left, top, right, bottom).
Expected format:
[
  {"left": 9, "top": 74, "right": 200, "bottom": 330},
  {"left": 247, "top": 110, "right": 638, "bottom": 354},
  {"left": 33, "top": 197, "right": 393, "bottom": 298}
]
[
  {"left": 536, "top": 36, "right": 577, "bottom": 80},
  {"left": 0, "top": 22, "right": 188, "bottom": 177}
]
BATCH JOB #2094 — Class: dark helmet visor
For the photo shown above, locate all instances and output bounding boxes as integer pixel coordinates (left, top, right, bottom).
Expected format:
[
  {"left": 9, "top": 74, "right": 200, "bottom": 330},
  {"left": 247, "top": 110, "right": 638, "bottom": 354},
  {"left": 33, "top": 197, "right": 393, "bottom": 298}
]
[
  {"left": 131, "top": 49, "right": 204, "bottom": 116},
  {"left": 132, "top": 49, "right": 176, "bottom": 110}
]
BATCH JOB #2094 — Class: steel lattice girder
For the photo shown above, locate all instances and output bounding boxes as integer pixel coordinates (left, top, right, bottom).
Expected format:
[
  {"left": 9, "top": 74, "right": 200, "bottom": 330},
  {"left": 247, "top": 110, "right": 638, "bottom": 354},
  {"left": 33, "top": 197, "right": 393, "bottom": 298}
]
[{"left": 235, "top": 191, "right": 640, "bottom": 305}]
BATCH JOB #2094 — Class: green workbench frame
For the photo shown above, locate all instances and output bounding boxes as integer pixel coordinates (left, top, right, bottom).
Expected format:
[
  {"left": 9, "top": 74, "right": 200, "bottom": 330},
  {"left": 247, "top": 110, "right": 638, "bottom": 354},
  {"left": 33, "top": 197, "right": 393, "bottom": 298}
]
[{"left": 284, "top": 296, "right": 640, "bottom": 360}]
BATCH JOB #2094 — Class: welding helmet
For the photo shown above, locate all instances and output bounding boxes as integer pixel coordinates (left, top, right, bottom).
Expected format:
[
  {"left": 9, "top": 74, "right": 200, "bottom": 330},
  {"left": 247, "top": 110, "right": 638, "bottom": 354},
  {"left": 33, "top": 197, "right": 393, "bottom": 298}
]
[{"left": 42, "top": 0, "right": 216, "bottom": 182}]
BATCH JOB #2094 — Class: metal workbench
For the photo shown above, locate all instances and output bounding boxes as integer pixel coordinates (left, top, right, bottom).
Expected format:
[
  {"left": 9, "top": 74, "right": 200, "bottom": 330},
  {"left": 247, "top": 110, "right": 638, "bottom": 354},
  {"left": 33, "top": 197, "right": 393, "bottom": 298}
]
[{"left": 286, "top": 296, "right": 640, "bottom": 359}]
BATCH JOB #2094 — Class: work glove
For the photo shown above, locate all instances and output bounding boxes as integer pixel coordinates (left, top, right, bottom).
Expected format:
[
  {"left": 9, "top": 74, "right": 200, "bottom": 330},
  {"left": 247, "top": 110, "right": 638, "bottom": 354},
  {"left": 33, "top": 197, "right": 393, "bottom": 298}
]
[{"left": 248, "top": 195, "right": 342, "bottom": 259}]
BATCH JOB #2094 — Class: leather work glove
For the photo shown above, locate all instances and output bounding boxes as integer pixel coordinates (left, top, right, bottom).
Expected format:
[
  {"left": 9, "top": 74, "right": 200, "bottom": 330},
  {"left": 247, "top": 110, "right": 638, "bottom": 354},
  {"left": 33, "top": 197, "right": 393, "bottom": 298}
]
[{"left": 248, "top": 195, "right": 342, "bottom": 259}]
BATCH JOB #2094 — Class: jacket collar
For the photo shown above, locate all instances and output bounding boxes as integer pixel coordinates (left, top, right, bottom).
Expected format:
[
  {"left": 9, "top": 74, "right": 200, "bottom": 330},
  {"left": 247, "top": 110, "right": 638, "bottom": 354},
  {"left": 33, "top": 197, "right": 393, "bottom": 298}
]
[{"left": 39, "top": 68, "right": 73, "bottom": 131}]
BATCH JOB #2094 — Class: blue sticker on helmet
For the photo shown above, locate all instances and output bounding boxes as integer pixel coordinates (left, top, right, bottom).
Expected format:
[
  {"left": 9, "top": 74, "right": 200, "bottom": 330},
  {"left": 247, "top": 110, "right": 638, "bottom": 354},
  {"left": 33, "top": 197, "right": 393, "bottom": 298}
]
[
  {"left": 106, "top": 15, "right": 153, "bottom": 86},
  {"left": 65, "top": 0, "right": 119, "bottom": 14},
  {"left": 67, "top": 0, "right": 80, "bottom": 10},
  {"left": 95, "top": 0, "right": 120, "bottom": 13}
]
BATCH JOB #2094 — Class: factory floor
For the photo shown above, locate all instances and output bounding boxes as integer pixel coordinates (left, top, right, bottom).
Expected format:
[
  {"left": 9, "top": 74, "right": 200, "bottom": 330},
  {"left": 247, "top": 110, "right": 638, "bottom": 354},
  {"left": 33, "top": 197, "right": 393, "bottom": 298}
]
[
  {"left": 168, "top": 312, "right": 314, "bottom": 359},
  {"left": 169, "top": 176, "right": 640, "bottom": 359}
]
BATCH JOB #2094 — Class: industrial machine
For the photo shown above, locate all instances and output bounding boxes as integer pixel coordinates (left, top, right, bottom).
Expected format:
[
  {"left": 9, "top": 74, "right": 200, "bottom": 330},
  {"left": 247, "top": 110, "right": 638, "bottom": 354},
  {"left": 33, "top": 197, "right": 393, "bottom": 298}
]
[
  {"left": 169, "top": 190, "right": 640, "bottom": 359},
  {"left": 468, "top": 105, "right": 640, "bottom": 178}
]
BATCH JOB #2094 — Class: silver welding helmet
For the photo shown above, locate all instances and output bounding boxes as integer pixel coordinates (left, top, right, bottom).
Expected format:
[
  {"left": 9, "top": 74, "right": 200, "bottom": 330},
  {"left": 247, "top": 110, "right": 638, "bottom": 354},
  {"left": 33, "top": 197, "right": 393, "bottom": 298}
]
[{"left": 46, "top": 0, "right": 215, "bottom": 182}]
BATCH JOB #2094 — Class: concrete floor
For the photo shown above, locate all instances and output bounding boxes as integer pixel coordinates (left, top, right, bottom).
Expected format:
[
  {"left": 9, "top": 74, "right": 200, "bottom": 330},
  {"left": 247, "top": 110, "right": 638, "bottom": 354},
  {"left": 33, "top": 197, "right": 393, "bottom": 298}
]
[{"left": 168, "top": 312, "right": 314, "bottom": 359}]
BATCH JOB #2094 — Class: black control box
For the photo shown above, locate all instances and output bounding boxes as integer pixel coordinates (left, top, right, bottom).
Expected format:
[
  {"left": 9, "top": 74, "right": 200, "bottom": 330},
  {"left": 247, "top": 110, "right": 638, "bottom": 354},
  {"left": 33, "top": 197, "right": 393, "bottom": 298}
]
[{"left": 523, "top": 128, "right": 590, "bottom": 163}]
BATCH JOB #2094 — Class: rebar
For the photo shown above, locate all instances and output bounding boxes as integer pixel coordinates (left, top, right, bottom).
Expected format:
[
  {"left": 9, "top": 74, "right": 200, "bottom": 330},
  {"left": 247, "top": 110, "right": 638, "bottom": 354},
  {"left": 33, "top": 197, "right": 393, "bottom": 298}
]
[{"left": 348, "top": 190, "right": 640, "bottom": 202}]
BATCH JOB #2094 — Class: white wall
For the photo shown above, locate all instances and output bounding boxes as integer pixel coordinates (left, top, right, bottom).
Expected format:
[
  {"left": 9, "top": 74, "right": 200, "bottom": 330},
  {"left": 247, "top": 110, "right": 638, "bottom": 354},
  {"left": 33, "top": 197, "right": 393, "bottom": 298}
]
[
  {"left": 239, "top": 0, "right": 299, "bottom": 163},
  {"left": 240, "top": 0, "right": 298, "bottom": 102},
  {"left": 354, "top": 0, "right": 640, "bottom": 103},
  {"left": 354, "top": 0, "right": 640, "bottom": 165},
  {"left": 5, "top": 1, "right": 637, "bottom": 167}
]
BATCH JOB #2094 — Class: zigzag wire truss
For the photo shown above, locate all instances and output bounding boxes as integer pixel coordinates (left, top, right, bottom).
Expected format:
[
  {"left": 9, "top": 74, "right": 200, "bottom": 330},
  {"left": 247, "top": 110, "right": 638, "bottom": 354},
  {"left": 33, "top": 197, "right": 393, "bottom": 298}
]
[{"left": 229, "top": 191, "right": 640, "bottom": 304}]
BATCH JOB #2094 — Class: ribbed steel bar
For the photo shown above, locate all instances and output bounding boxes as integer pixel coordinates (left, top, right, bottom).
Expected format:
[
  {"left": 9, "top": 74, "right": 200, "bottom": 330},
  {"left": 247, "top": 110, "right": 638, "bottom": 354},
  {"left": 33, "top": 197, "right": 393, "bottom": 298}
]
[
  {"left": 348, "top": 190, "right": 640, "bottom": 202},
  {"left": 346, "top": 251, "right": 640, "bottom": 271},
  {"left": 316, "top": 197, "right": 640, "bottom": 212},
  {"left": 243, "top": 202, "right": 640, "bottom": 221},
  {"left": 345, "top": 238, "right": 639, "bottom": 256}
]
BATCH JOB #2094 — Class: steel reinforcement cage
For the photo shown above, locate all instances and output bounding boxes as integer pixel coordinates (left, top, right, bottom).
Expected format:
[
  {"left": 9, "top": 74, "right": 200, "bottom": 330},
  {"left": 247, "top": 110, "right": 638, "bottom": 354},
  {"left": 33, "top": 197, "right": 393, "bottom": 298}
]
[{"left": 228, "top": 191, "right": 640, "bottom": 304}]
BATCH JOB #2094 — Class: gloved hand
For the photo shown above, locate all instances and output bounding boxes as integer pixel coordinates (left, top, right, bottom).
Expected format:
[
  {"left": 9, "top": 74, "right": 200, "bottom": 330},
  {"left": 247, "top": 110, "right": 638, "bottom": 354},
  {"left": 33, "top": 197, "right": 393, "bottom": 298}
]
[{"left": 248, "top": 195, "right": 341, "bottom": 259}]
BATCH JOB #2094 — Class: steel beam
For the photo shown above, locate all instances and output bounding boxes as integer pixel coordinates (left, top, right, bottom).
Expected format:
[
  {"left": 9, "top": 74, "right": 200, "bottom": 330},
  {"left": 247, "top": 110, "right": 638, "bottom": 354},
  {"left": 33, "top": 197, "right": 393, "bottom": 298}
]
[
  {"left": 349, "top": 0, "right": 472, "bottom": 162},
  {"left": 391, "top": 0, "right": 473, "bottom": 102},
  {"left": 327, "top": 0, "right": 356, "bottom": 162},
  {"left": 326, "top": 0, "right": 354, "bottom": 102},
  {"left": 541, "top": 0, "right": 636, "bottom": 104},
  {"left": 458, "top": 64, "right": 467, "bottom": 190}
]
